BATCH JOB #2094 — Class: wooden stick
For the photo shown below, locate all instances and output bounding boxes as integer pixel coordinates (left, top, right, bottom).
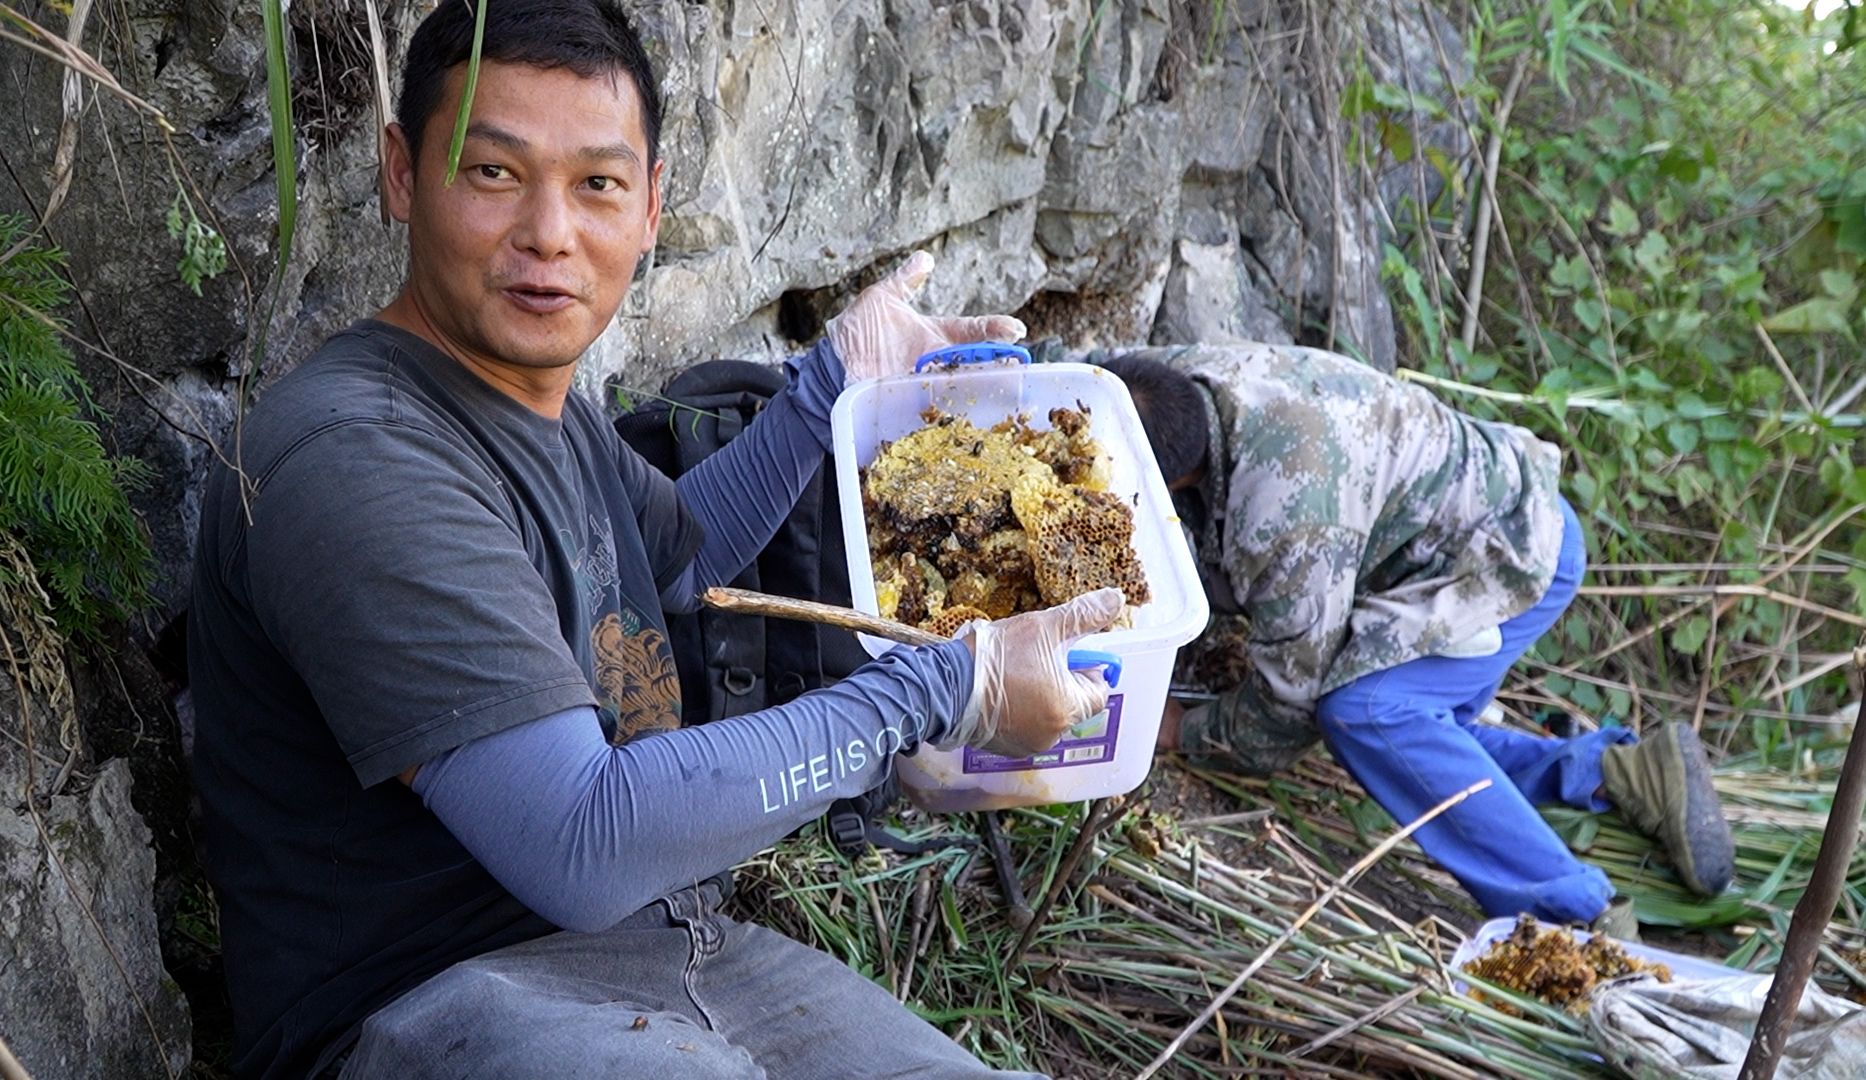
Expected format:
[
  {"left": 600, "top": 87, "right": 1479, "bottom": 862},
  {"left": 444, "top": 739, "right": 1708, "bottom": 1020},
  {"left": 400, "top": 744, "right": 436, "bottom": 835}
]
[
  {"left": 1739, "top": 645, "right": 1866, "bottom": 1080},
  {"left": 1009, "top": 796, "right": 1127, "bottom": 967},
  {"left": 981, "top": 811, "right": 1034, "bottom": 930},
  {"left": 0, "top": 1030, "right": 35, "bottom": 1080},
  {"left": 1134, "top": 779, "right": 1493, "bottom": 1080},
  {"left": 701, "top": 587, "right": 944, "bottom": 646}
]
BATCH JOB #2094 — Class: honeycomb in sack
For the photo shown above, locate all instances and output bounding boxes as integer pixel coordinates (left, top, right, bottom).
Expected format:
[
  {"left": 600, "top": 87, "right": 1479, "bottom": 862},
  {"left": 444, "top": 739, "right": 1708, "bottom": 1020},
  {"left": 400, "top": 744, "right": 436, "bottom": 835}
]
[
  {"left": 1465, "top": 915, "right": 1672, "bottom": 1015},
  {"left": 862, "top": 405, "right": 1147, "bottom": 635}
]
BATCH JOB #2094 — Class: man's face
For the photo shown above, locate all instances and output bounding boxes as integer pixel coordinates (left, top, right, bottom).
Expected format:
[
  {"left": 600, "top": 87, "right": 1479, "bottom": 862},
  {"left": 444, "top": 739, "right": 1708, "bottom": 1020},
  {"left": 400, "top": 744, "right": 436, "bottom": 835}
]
[{"left": 385, "top": 60, "right": 662, "bottom": 371}]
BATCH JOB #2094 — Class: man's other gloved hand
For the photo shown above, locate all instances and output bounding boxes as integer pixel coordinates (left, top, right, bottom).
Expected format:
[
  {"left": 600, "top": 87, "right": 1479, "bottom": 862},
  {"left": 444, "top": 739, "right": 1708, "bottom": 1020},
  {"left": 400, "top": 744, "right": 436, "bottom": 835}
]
[
  {"left": 935, "top": 588, "right": 1124, "bottom": 758},
  {"left": 826, "top": 250, "right": 1027, "bottom": 386}
]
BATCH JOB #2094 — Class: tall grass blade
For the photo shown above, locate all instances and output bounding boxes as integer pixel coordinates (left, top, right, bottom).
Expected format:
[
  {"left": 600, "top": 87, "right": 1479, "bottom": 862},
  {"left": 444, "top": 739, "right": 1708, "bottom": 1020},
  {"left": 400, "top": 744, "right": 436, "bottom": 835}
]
[
  {"left": 444, "top": 0, "right": 489, "bottom": 186},
  {"left": 259, "top": 0, "right": 295, "bottom": 281}
]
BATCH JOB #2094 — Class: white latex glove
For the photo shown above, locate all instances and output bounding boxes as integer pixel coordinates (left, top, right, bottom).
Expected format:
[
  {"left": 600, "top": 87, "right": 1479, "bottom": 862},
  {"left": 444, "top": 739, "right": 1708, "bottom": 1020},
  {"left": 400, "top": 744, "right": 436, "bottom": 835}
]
[
  {"left": 826, "top": 250, "right": 1028, "bottom": 385},
  {"left": 936, "top": 587, "right": 1125, "bottom": 758}
]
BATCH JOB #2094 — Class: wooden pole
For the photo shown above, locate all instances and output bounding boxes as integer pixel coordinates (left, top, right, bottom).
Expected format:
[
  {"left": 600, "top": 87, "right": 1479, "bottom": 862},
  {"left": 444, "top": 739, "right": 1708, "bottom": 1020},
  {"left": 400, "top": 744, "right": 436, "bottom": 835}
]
[{"left": 1738, "top": 643, "right": 1866, "bottom": 1080}]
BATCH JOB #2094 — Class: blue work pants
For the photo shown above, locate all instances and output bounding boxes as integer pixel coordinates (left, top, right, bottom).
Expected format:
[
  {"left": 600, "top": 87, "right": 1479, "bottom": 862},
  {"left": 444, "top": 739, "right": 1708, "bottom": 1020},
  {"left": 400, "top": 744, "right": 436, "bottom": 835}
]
[{"left": 1315, "top": 498, "right": 1634, "bottom": 923}]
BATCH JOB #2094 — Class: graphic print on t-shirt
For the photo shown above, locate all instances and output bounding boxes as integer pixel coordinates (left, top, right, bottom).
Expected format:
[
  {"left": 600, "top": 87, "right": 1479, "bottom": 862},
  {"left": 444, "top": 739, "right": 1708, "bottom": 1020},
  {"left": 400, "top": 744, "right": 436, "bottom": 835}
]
[
  {"left": 574, "top": 512, "right": 620, "bottom": 613},
  {"left": 592, "top": 604, "right": 681, "bottom": 742}
]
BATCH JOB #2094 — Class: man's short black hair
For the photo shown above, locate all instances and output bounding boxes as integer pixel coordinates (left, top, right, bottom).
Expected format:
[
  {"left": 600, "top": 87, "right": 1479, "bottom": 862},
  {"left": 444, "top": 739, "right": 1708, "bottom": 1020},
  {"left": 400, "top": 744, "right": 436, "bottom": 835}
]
[
  {"left": 399, "top": 0, "right": 664, "bottom": 167},
  {"left": 1101, "top": 355, "right": 1209, "bottom": 485}
]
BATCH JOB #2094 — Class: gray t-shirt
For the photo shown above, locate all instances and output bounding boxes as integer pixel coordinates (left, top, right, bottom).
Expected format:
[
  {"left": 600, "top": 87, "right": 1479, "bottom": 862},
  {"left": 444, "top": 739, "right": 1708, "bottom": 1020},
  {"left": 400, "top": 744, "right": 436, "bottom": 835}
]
[{"left": 188, "top": 320, "right": 700, "bottom": 1078}]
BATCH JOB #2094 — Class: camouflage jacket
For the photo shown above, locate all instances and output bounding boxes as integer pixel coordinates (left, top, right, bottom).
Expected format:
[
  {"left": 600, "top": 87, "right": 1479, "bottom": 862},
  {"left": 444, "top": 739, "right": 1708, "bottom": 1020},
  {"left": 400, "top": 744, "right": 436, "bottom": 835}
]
[{"left": 1120, "top": 344, "right": 1566, "bottom": 774}]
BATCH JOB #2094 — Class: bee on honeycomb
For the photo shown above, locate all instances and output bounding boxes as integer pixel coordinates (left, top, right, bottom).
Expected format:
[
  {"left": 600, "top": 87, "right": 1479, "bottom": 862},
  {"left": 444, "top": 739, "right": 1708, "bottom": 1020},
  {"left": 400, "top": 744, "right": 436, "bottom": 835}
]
[
  {"left": 863, "top": 406, "right": 1148, "bottom": 635},
  {"left": 1466, "top": 914, "right": 1672, "bottom": 1015}
]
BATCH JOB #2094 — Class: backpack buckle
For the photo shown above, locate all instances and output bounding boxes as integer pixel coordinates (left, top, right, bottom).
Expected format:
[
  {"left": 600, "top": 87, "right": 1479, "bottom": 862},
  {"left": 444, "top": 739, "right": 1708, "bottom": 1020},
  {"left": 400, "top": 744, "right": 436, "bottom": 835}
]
[{"left": 826, "top": 804, "right": 870, "bottom": 857}]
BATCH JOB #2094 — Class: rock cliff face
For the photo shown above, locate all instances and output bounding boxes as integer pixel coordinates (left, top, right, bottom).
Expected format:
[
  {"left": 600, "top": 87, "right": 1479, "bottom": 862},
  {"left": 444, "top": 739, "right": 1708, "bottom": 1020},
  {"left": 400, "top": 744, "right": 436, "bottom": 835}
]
[
  {"left": 0, "top": 760, "right": 194, "bottom": 1080},
  {"left": 0, "top": 0, "right": 1463, "bottom": 1070}
]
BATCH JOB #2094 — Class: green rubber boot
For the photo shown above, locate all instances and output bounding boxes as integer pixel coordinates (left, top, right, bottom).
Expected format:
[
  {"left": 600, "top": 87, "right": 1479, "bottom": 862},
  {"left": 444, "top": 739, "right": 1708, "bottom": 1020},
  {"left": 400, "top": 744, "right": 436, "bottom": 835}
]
[
  {"left": 1588, "top": 896, "right": 1640, "bottom": 943},
  {"left": 1599, "top": 723, "right": 1735, "bottom": 897}
]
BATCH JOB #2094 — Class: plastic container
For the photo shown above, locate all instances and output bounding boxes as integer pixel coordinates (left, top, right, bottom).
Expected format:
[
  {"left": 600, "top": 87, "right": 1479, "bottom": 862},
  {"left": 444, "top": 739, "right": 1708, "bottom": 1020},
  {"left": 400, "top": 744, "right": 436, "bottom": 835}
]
[
  {"left": 831, "top": 359, "right": 1210, "bottom": 811},
  {"left": 1450, "top": 916, "right": 1734, "bottom": 997}
]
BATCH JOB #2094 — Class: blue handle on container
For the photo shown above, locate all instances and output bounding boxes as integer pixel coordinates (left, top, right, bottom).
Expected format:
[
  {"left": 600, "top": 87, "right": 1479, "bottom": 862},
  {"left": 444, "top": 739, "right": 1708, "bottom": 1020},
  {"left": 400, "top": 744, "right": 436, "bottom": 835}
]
[
  {"left": 1067, "top": 649, "right": 1122, "bottom": 689},
  {"left": 913, "top": 342, "right": 1032, "bottom": 372}
]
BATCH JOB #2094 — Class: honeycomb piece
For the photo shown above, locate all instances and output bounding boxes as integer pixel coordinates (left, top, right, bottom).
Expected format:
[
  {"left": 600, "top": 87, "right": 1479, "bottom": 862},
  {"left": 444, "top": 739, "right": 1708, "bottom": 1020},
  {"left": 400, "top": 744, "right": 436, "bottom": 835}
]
[
  {"left": 922, "top": 605, "right": 990, "bottom": 639},
  {"left": 876, "top": 574, "right": 901, "bottom": 622},
  {"left": 1011, "top": 471, "right": 1151, "bottom": 607},
  {"left": 1018, "top": 404, "right": 1111, "bottom": 489},
  {"left": 936, "top": 533, "right": 1036, "bottom": 619},
  {"left": 862, "top": 411, "right": 1047, "bottom": 541},
  {"left": 947, "top": 569, "right": 995, "bottom": 612},
  {"left": 863, "top": 406, "right": 1145, "bottom": 625}
]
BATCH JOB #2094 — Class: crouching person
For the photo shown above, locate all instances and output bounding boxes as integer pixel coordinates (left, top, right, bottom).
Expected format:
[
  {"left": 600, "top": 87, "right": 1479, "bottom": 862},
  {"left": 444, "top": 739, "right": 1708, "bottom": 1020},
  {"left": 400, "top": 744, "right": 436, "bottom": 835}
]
[{"left": 1098, "top": 344, "right": 1735, "bottom": 934}]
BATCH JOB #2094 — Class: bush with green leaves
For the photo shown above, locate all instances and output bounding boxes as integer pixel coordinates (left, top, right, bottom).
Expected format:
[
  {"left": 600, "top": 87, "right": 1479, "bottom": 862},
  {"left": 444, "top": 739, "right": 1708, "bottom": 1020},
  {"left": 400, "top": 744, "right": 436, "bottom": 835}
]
[
  {"left": 0, "top": 215, "right": 152, "bottom": 637},
  {"left": 1360, "top": 0, "right": 1864, "bottom": 744}
]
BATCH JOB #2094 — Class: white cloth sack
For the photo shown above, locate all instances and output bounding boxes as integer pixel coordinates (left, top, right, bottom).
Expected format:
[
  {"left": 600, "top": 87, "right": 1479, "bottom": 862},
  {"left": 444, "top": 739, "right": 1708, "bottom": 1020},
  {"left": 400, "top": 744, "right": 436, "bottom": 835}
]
[{"left": 1588, "top": 974, "right": 1866, "bottom": 1079}]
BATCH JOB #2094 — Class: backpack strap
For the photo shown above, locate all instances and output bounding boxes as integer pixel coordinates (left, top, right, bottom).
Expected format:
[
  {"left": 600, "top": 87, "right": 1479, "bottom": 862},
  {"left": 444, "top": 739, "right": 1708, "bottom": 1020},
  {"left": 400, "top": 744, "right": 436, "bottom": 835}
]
[{"left": 826, "top": 804, "right": 977, "bottom": 858}]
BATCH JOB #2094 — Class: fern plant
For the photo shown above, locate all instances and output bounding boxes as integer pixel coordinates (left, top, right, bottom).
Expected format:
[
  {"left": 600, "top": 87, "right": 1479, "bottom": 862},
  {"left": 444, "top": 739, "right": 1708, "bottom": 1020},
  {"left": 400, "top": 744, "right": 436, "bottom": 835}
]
[{"left": 0, "top": 215, "right": 152, "bottom": 637}]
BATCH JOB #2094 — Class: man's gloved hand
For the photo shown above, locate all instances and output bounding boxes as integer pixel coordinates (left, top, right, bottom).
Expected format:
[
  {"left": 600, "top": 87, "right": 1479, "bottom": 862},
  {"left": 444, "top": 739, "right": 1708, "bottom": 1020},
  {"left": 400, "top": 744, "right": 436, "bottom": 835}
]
[
  {"left": 934, "top": 587, "right": 1125, "bottom": 758},
  {"left": 827, "top": 250, "right": 1027, "bottom": 386}
]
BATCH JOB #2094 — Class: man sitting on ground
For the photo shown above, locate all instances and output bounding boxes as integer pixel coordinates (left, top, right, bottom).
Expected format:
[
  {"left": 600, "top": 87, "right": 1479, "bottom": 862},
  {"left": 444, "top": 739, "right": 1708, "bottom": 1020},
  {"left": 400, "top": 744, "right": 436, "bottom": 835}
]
[
  {"left": 188, "top": 3, "right": 1111, "bottom": 1077},
  {"left": 1097, "top": 344, "right": 1735, "bottom": 932}
]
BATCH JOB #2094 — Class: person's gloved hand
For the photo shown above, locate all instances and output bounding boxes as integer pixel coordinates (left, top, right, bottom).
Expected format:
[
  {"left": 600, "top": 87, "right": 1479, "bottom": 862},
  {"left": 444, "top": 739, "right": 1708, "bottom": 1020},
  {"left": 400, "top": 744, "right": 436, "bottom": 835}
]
[
  {"left": 826, "top": 250, "right": 1027, "bottom": 386},
  {"left": 934, "top": 587, "right": 1125, "bottom": 758}
]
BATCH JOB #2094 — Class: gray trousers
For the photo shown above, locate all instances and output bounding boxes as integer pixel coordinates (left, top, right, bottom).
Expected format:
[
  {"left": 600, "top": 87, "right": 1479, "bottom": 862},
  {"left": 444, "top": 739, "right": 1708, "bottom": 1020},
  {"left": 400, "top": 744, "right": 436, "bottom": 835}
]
[{"left": 339, "top": 880, "right": 1042, "bottom": 1079}]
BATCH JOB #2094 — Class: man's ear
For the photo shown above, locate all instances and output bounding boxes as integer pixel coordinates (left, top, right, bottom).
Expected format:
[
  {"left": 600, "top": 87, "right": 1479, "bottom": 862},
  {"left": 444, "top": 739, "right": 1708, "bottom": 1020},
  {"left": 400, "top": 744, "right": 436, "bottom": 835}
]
[
  {"left": 383, "top": 122, "right": 418, "bottom": 225},
  {"left": 640, "top": 158, "right": 664, "bottom": 255}
]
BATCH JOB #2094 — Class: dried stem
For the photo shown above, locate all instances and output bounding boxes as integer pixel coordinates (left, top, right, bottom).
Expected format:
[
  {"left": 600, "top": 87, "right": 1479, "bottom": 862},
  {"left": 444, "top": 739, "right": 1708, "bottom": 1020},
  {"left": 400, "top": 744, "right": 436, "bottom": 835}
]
[
  {"left": 1460, "top": 56, "right": 1528, "bottom": 354},
  {"left": 1135, "top": 779, "right": 1493, "bottom": 1079},
  {"left": 1009, "top": 796, "right": 1127, "bottom": 967}
]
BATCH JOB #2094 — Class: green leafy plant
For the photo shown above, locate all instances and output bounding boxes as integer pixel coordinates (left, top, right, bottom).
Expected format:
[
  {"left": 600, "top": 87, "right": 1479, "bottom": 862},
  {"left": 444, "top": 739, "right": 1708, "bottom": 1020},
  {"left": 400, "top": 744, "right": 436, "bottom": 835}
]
[
  {"left": 165, "top": 193, "right": 228, "bottom": 297},
  {"left": 0, "top": 215, "right": 152, "bottom": 636},
  {"left": 1358, "top": 0, "right": 1865, "bottom": 750}
]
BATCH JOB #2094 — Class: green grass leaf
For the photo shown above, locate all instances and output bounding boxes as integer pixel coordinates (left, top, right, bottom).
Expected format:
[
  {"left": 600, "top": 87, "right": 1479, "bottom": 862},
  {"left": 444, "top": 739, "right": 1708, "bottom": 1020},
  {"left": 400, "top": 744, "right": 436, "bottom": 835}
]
[
  {"left": 259, "top": 0, "right": 296, "bottom": 282},
  {"left": 445, "top": 0, "right": 491, "bottom": 186}
]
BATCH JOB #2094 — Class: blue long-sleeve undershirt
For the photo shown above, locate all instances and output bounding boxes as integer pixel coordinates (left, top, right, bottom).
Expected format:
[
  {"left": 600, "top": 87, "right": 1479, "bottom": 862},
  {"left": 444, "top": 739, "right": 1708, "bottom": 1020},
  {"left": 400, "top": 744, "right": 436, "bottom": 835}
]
[
  {"left": 410, "top": 341, "right": 979, "bottom": 932},
  {"left": 660, "top": 338, "right": 844, "bottom": 613},
  {"left": 413, "top": 639, "right": 972, "bottom": 932}
]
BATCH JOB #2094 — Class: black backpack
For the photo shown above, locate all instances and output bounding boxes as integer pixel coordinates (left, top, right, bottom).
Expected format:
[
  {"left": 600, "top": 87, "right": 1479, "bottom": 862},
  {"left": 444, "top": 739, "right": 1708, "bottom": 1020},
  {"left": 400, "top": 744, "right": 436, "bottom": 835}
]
[{"left": 614, "top": 360, "right": 963, "bottom": 858}]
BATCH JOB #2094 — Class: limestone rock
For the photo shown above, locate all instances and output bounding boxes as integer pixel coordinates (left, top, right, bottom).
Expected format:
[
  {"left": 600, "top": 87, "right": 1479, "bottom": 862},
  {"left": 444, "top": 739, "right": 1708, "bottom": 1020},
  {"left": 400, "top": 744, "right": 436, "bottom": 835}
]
[
  {"left": 0, "top": 761, "right": 192, "bottom": 1080},
  {"left": 1153, "top": 237, "right": 1292, "bottom": 347}
]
